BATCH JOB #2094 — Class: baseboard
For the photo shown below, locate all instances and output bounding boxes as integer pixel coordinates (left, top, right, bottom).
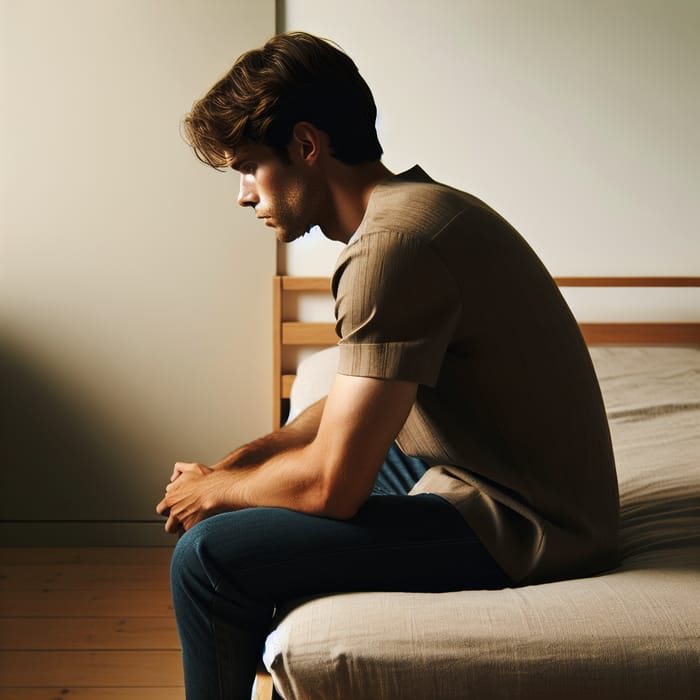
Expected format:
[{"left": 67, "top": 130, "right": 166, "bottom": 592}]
[{"left": 0, "top": 520, "right": 175, "bottom": 546}]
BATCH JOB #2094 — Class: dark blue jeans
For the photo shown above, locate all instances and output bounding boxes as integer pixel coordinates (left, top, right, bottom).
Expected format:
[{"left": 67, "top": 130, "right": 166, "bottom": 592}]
[{"left": 170, "top": 445, "right": 510, "bottom": 699}]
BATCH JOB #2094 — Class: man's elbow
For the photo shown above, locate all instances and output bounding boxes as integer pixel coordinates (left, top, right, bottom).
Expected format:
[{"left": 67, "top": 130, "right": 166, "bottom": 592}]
[
  {"left": 300, "top": 443, "right": 375, "bottom": 520},
  {"left": 314, "top": 476, "right": 368, "bottom": 521},
  {"left": 317, "top": 497, "right": 363, "bottom": 521}
]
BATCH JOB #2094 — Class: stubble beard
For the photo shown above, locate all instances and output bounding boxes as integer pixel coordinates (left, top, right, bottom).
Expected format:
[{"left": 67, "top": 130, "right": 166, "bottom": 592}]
[
  {"left": 276, "top": 224, "right": 309, "bottom": 244},
  {"left": 271, "top": 173, "right": 321, "bottom": 244}
]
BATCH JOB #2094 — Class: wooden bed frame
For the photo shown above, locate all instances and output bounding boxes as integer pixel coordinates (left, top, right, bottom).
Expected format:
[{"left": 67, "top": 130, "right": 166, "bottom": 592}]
[{"left": 272, "top": 276, "right": 700, "bottom": 428}]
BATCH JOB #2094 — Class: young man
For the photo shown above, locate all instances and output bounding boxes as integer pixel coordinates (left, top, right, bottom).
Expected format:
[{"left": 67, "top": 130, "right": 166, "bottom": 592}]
[{"left": 157, "top": 31, "right": 619, "bottom": 700}]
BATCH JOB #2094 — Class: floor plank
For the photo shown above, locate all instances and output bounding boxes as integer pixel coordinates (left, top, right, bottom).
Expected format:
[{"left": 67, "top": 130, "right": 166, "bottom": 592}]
[
  {"left": 0, "top": 617, "right": 179, "bottom": 650},
  {"left": 0, "top": 650, "right": 183, "bottom": 686},
  {"left": 0, "top": 564, "right": 171, "bottom": 590},
  {"left": 0, "top": 688, "right": 184, "bottom": 700},
  {"left": 0, "top": 548, "right": 174, "bottom": 566},
  {"left": 0, "top": 588, "right": 174, "bottom": 617}
]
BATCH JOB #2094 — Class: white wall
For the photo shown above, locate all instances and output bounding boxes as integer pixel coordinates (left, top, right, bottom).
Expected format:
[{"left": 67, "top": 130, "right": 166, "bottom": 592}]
[
  {"left": 281, "top": 0, "right": 699, "bottom": 320},
  {"left": 0, "top": 0, "right": 275, "bottom": 544}
]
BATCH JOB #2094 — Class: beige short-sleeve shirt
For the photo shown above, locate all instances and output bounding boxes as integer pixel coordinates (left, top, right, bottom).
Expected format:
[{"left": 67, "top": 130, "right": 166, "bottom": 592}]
[{"left": 332, "top": 166, "right": 619, "bottom": 584}]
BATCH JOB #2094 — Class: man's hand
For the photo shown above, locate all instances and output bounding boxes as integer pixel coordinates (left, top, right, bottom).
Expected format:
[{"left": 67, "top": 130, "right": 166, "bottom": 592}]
[{"left": 156, "top": 462, "right": 218, "bottom": 534}]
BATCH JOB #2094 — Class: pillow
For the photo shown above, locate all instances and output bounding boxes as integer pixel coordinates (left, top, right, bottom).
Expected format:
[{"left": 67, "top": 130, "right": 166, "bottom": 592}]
[{"left": 287, "top": 346, "right": 340, "bottom": 423}]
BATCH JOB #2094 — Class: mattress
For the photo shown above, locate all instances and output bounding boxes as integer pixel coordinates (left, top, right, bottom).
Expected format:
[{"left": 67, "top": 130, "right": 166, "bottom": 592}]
[{"left": 264, "top": 346, "right": 700, "bottom": 700}]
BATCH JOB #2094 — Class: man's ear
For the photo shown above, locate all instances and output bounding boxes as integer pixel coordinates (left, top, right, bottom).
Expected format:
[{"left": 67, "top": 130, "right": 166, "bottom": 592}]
[{"left": 290, "top": 121, "right": 324, "bottom": 164}]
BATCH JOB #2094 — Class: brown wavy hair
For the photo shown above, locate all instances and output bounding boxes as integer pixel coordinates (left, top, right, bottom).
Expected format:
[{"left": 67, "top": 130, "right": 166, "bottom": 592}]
[{"left": 183, "top": 32, "right": 383, "bottom": 169}]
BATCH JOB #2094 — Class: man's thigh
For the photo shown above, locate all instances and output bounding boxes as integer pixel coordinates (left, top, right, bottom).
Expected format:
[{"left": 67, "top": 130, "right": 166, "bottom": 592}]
[{"left": 185, "top": 494, "right": 510, "bottom": 603}]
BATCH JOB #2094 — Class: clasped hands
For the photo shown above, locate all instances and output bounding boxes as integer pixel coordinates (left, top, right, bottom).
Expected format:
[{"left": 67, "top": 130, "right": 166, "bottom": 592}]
[{"left": 156, "top": 461, "right": 219, "bottom": 535}]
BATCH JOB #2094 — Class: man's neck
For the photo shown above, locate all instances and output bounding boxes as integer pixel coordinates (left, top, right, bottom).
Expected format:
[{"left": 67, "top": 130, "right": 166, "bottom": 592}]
[{"left": 319, "top": 160, "right": 393, "bottom": 243}]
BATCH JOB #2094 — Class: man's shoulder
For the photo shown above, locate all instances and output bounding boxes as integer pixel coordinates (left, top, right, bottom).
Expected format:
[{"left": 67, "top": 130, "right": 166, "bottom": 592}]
[
  {"left": 375, "top": 168, "right": 475, "bottom": 214},
  {"left": 333, "top": 166, "right": 526, "bottom": 293},
  {"left": 360, "top": 166, "right": 503, "bottom": 243}
]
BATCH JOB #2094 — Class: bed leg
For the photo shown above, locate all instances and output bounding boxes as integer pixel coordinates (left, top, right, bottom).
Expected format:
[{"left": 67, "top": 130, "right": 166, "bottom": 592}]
[{"left": 254, "top": 671, "right": 274, "bottom": 700}]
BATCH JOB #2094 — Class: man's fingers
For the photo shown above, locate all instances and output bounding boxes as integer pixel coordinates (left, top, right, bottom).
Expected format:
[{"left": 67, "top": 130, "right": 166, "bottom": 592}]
[
  {"left": 170, "top": 462, "right": 187, "bottom": 482},
  {"left": 165, "top": 513, "right": 180, "bottom": 533},
  {"left": 158, "top": 461, "right": 211, "bottom": 534},
  {"left": 155, "top": 497, "right": 169, "bottom": 516},
  {"left": 170, "top": 461, "right": 205, "bottom": 482}
]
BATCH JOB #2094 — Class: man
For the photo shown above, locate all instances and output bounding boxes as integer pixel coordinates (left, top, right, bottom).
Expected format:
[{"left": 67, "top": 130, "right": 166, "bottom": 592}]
[{"left": 157, "top": 31, "right": 619, "bottom": 700}]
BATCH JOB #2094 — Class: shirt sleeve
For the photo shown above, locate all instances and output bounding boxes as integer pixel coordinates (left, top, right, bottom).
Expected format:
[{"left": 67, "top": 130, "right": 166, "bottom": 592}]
[{"left": 331, "top": 230, "right": 461, "bottom": 387}]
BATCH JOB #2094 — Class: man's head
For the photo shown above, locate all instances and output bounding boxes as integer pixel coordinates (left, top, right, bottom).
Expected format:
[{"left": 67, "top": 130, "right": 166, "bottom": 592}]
[{"left": 183, "top": 31, "right": 383, "bottom": 170}]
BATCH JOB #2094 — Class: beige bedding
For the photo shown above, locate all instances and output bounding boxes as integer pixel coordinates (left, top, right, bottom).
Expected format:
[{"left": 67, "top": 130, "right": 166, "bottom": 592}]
[{"left": 264, "top": 346, "right": 700, "bottom": 700}]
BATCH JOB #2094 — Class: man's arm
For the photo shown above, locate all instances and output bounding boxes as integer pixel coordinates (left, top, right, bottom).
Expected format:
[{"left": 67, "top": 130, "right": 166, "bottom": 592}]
[{"left": 156, "top": 374, "right": 417, "bottom": 532}]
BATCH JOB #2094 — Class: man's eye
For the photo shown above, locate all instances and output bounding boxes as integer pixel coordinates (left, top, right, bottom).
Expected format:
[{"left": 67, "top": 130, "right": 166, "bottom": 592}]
[{"left": 241, "top": 163, "right": 256, "bottom": 174}]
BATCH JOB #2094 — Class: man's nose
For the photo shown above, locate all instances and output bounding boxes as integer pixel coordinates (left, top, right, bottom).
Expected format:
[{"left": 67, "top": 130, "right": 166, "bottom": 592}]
[{"left": 237, "top": 176, "right": 258, "bottom": 208}]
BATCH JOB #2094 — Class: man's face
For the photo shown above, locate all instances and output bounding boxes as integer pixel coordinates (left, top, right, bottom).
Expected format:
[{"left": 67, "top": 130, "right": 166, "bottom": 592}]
[{"left": 232, "top": 143, "right": 319, "bottom": 243}]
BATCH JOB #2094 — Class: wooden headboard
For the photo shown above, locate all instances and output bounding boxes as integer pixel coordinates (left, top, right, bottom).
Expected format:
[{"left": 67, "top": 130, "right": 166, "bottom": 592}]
[{"left": 272, "top": 276, "right": 700, "bottom": 428}]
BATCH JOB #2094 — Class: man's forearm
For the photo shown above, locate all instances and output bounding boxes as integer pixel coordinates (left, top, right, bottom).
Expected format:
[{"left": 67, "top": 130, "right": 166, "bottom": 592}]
[{"left": 212, "top": 398, "right": 326, "bottom": 470}]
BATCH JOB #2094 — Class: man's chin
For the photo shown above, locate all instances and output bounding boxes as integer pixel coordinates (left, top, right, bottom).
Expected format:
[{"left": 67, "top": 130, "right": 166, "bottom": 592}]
[{"left": 277, "top": 227, "right": 311, "bottom": 244}]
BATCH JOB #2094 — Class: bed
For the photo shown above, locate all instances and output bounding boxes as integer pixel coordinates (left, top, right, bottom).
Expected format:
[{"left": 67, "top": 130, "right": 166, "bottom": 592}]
[{"left": 258, "top": 276, "right": 700, "bottom": 700}]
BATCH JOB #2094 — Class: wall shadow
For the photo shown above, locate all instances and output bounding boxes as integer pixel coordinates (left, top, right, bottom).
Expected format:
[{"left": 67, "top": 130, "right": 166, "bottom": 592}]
[{"left": 0, "top": 337, "right": 153, "bottom": 528}]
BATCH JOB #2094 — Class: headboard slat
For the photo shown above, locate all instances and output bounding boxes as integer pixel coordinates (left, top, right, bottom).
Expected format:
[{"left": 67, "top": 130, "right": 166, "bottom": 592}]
[
  {"left": 579, "top": 323, "right": 700, "bottom": 345},
  {"left": 282, "top": 322, "right": 337, "bottom": 346},
  {"left": 554, "top": 277, "right": 700, "bottom": 287}
]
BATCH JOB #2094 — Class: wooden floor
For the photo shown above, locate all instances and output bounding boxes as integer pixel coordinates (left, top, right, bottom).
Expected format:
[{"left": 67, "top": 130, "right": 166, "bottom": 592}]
[{"left": 0, "top": 547, "right": 273, "bottom": 700}]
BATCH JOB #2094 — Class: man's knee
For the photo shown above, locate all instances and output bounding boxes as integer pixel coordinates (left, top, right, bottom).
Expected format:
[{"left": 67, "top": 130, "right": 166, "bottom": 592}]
[
  {"left": 170, "top": 511, "right": 262, "bottom": 597},
  {"left": 170, "top": 507, "right": 312, "bottom": 600},
  {"left": 170, "top": 519, "right": 222, "bottom": 604}
]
